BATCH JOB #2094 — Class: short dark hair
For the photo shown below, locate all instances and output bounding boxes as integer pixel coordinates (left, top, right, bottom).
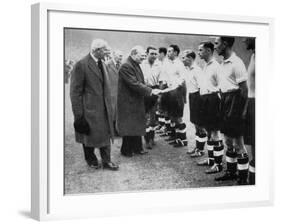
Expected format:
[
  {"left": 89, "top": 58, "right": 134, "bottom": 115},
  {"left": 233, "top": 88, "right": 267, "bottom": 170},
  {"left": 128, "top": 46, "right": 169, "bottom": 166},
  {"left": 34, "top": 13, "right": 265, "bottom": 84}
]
[
  {"left": 146, "top": 46, "right": 157, "bottom": 54},
  {"left": 200, "top": 41, "right": 214, "bottom": 53},
  {"left": 221, "top": 36, "right": 235, "bottom": 48},
  {"left": 183, "top": 50, "right": 196, "bottom": 60},
  {"left": 244, "top": 37, "right": 255, "bottom": 50},
  {"left": 159, "top": 47, "right": 167, "bottom": 55},
  {"left": 169, "top": 44, "right": 180, "bottom": 56}
]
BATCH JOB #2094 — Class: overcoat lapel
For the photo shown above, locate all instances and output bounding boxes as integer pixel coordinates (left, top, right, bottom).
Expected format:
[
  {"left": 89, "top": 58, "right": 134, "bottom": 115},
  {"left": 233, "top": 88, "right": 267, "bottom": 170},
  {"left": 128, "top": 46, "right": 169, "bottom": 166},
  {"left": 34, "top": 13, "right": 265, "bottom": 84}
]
[
  {"left": 87, "top": 54, "right": 103, "bottom": 82},
  {"left": 109, "top": 60, "right": 118, "bottom": 74},
  {"left": 128, "top": 57, "right": 145, "bottom": 83},
  {"left": 101, "top": 61, "right": 114, "bottom": 138}
]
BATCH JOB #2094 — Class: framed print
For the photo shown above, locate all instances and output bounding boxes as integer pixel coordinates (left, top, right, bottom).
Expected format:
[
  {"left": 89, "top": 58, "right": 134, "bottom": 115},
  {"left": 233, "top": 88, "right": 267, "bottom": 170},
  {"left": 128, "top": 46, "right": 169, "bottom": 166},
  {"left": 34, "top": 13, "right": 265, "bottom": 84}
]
[{"left": 31, "top": 2, "right": 274, "bottom": 221}]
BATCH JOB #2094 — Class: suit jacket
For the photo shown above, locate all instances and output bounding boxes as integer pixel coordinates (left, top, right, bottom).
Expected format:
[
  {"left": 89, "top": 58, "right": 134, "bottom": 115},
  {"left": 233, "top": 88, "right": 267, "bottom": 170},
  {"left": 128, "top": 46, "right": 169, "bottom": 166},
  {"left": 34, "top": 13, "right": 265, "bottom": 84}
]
[
  {"left": 70, "top": 54, "right": 114, "bottom": 147},
  {"left": 116, "top": 56, "right": 152, "bottom": 136},
  {"left": 106, "top": 59, "right": 119, "bottom": 122}
]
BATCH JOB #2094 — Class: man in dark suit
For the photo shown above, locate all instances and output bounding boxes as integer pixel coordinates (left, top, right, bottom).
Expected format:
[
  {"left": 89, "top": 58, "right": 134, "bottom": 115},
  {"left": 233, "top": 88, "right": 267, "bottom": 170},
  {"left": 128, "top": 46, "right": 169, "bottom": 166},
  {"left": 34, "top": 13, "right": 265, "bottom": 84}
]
[
  {"left": 70, "top": 39, "right": 118, "bottom": 170},
  {"left": 117, "top": 46, "right": 161, "bottom": 157},
  {"left": 106, "top": 50, "right": 123, "bottom": 135}
]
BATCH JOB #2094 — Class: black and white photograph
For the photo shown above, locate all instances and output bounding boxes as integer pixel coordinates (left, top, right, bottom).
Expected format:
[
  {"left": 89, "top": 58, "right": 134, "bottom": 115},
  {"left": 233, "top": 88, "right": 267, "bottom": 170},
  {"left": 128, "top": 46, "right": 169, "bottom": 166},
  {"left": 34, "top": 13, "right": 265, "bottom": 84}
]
[{"left": 64, "top": 28, "right": 255, "bottom": 194}]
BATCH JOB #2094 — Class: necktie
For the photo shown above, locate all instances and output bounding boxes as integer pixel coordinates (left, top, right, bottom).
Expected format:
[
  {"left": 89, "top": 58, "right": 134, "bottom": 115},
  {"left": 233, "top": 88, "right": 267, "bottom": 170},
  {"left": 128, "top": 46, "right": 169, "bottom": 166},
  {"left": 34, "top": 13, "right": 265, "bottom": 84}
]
[
  {"left": 116, "top": 62, "right": 120, "bottom": 70},
  {"left": 97, "top": 59, "right": 104, "bottom": 82}
]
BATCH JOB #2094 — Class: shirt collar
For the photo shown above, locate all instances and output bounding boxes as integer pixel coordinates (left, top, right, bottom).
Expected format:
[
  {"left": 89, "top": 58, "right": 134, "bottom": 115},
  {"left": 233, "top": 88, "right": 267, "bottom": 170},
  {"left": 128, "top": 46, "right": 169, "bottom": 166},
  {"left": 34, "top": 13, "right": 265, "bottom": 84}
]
[
  {"left": 224, "top": 52, "right": 236, "bottom": 63},
  {"left": 169, "top": 57, "right": 179, "bottom": 64},
  {"left": 190, "top": 62, "right": 197, "bottom": 70},
  {"left": 206, "top": 57, "right": 215, "bottom": 66},
  {"left": 90, "top": 52, "right": 99, "bottom": 63},
  {"left": 143, "top": 59, "right": 158, "bottom": 67},
  {"left": 111, "top": 57, "right": 117, "bottom": 66},
  {"left": 129, "top": 56, "right": 140, "bottom": 66}
]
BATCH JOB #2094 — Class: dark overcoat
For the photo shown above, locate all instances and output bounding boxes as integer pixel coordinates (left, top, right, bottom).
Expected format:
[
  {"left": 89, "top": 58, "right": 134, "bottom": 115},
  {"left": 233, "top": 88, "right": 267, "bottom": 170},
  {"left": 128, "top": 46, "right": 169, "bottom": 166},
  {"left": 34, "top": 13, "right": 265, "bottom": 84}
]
[
  {"left": 106, "top": 59, "right": 119, "bottom": 122},
  {"left": 70, "top": 54, "right": 114, "bottom": 147},
  {"left": 116, "top": 56, "right": 152, "bottom": 136}
]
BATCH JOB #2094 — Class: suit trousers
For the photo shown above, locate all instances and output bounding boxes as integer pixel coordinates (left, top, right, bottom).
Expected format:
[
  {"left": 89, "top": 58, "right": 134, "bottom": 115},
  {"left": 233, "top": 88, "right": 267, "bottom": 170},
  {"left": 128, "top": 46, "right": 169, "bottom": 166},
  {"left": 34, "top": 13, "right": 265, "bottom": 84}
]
[
  {"left": 82, "top": 144, "right": 111, "bottom": 164},
  {"left": 121, "top": 136, "right": 143, "bottom": 155}
]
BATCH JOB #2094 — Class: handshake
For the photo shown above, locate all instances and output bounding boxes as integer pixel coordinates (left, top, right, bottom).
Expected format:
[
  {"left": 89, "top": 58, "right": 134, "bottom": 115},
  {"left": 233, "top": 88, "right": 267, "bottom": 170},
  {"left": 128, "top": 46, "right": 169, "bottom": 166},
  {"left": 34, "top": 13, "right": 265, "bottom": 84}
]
[
  {"left": 151, "top": 89, "right": 164, "bottom": 96},
  {"left": 151, "top": 88, "right": 172, "bottom": 96}
]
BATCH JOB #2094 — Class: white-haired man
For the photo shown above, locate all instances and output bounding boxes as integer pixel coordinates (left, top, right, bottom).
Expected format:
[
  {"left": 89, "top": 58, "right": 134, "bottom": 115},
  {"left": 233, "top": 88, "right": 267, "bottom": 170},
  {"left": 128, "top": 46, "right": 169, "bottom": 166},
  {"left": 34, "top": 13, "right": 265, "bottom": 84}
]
[
  {"left": 117, "top": 45, "right": 161, "bottom": 157},
  {"left": 70, "top": 38, "right": 119, "bottom": 170}
]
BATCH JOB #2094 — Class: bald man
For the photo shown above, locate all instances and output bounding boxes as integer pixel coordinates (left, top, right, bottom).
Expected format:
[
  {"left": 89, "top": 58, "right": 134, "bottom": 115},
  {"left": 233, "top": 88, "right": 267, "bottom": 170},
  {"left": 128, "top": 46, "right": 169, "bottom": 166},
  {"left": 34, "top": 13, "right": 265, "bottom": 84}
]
[{"left": 117, "top": 46, "right": 161, "bottom": 157}]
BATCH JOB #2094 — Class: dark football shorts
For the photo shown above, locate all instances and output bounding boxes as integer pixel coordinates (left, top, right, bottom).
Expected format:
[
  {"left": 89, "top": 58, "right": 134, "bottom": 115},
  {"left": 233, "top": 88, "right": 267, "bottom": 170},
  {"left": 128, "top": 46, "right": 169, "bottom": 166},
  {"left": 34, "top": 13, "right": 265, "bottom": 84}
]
[
  {"left": 189, "top": 91, "right": 200, "bottom": 125},
  {"left": 198, "top": 92, "right": 221, "bottom": 131},
  {"left": 220, "top": 90, "right": 247, "bottom": 137}
]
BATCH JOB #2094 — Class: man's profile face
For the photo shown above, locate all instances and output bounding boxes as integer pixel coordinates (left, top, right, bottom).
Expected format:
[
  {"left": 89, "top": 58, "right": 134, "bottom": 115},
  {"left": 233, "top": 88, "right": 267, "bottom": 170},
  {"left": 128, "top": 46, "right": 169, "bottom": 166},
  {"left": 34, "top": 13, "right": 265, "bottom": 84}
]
[
  {"left": 167, "top": 47, "right": 176, "bottom": 60},
  {"left": 158, "top": 52, "right": 165, "bottom": 61},
  {"left": 135, "top": 49, "right": 146, "bottom": 64},
  {"left": 147, "top": 49, "right": 158, "bottom": 64},
  {"left": 93, "top": 46, "right": 108, "bottom": 60},
  {"left": 198, "top": 45, "right": 208, "bottom": 61},
  {"left": 243, "top": 38, "right": 255, "bottom": 51},
  {"left": 181, "top": 54, "right": 193, "bottom": 67},
  {"left": 214, "top": 37, "right": 224, "bottom": 56},
  {"left": 114, "top": 52, "right": 123, "bottom": 64}
]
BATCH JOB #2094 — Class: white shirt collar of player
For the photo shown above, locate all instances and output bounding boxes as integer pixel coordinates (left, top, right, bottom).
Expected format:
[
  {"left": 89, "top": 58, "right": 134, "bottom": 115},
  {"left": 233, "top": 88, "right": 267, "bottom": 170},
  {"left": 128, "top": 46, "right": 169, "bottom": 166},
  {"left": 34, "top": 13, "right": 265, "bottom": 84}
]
[
  {"left": 206, "top": 57, "right": 215, "bottom": 66},
  {"left": 143, "top": 59, "right": 160, "bottom": 66},
  {"left": 190, "top": 62, "right": 198, "bottom": 70},
  {"left": 169, "top": 57, "right": 179, "bottom": 64},
  {"left": 223, "top": 52, "right": 237, "bottom": 64}
]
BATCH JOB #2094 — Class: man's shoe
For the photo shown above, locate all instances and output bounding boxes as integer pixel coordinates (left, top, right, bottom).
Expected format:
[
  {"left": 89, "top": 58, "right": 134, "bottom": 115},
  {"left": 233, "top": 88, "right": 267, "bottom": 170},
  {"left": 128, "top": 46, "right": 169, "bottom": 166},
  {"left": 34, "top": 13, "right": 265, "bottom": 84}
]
[
  {"left": 197, "top": 158, "right": 210, "bottom": 166},
  {"left": 155, "top": 125, "right": 161, "bottom": 131},
  {"left": 205, "top": 164, "right": 222, "bottom": 174},
  {"left": 186, "top": 148, "right": 196, "bottom": 154},
  {"left": 190, "top": 149, "right": 204, "bottom": 158},
  {"left": 169, "top": 140, "right": 178, "bottom": 145},
  {"left": 103, "top": 162, "right": 119, "bottom": 171},
  {"left": 145, "top": 142, "right": 153, "bottom": 150},
  {"left": 121, "top": 152, "right": 133, "bottom": 157},
  {"left": 237, "top": 178, "right": 248, "bottom": 185},
  {"left": 135, "top": 149, "right": 148, "bottom": 155},
  {"left": 160, "top": 131, "right": 171, "bottom": 137},
  {"left": 86, "top": 160, "right": 100, "bottom": 169},
  {"left": 156, "top": 126, "right": 165, "bottom": 134},
  {"left": 145, "top": 145, "right": 152, "bottom": 150},
  {"left": 165, "top": 136, "right": 176, "bottom": 142},
  {"left": 173, "top": 140, "right": 188, "bottom": 148},
  {"left": 214, "top": 172, "right": 237, "bottom": 181}
]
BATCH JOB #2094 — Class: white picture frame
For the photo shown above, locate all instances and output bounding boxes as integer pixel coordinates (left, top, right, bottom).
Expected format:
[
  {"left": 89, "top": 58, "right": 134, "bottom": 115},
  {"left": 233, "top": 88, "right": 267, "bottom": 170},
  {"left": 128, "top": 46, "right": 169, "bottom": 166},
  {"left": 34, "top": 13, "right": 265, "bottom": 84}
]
[{"left": 31, "top": 2, "right": 275, "bottom": 221}]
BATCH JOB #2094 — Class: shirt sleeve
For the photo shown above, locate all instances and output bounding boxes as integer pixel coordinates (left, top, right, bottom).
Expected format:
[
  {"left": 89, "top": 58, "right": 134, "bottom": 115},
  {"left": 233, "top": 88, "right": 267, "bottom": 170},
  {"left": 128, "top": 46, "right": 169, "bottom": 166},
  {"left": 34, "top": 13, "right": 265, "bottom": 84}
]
[
  {"left": 213, "top": 65, "right": 221, "bottom": 87},
  {"left": 176, "top": 61, "right": 187, "bottom": 85},
  {"left": 158, "top": 63, "right": 168, "bottom": 83},
  {"left": 234, "top": 59, "right": 248, "bottom": 83},
  {"left": 194, "top": 67, "right": 202, "bottom": 84}
]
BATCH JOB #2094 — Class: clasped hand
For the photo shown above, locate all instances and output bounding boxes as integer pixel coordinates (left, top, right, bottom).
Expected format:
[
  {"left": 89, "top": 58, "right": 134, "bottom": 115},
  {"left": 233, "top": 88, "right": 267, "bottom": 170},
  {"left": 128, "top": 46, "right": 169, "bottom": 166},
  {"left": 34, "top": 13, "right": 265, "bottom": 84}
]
[{"left": 151, "top": 89, "right": 162, "bottom": 96}]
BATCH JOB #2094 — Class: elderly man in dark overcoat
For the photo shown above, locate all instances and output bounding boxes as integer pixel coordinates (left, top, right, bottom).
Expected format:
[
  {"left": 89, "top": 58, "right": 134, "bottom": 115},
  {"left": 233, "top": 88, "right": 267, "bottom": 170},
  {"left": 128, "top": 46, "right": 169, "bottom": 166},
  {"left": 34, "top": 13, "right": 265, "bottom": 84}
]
[
  {"left": 116, "top": 46, "right": 161, "bottom": 157},
  {"left": 70, "top": 38, "right": 118, "bottom": 170}
]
